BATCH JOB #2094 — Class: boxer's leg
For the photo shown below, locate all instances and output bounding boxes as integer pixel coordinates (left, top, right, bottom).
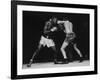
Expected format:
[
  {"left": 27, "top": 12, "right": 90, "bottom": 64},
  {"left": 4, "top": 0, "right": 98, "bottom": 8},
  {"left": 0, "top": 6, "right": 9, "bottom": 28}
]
[
  {"left": 61, "top": 41, "right": 69, "bottom": 59},
  {"left": 73, "top": 43, "right": 83, "bottom": 62},
  {"left": 29, "top": 36, "right": 46, "bottom": 62},
  {"left": 60, "top": 41, "right": 69, "bottom": 64},
  {"left": 51, "top": 46, "right": 59, "bottom": 64},
  {"left": 74, "top": 44, "right": 82, "bottom": 57},
  {"left": 27, "top": 44, "right": 42, "bottom": 67},
  {"left": 51, "top": 46, "right": 57, "bottom": 59}
]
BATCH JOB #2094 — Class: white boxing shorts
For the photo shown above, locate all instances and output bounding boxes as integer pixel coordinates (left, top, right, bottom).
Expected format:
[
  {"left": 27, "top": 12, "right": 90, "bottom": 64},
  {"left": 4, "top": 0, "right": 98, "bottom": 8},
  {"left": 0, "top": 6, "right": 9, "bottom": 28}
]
[{"left": 39, "top": 36, "right": 55, "bottom": 48}]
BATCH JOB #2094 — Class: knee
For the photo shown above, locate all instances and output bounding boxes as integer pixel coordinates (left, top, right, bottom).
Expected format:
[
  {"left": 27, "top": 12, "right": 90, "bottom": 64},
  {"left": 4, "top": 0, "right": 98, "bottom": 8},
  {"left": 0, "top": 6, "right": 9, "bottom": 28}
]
[
  {"left": 74, "top": 43, "right": 77, "bottom": 46},
  {"left": 61, "top": 47, "right": 65, "bottom": 51}
]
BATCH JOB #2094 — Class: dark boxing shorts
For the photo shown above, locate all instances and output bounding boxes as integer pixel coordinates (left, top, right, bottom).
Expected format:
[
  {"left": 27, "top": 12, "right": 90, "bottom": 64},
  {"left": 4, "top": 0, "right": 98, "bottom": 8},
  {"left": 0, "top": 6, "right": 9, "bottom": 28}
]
[{"left": 64, "top": 33, "right": 76, "bottom": 42}]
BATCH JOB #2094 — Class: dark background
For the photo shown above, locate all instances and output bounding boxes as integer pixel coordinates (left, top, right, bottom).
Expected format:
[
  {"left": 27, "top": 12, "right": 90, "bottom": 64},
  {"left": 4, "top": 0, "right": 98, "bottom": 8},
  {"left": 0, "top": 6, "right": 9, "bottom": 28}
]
[{"left": 23, "top": 11, "right": 89, "bottom": 64}]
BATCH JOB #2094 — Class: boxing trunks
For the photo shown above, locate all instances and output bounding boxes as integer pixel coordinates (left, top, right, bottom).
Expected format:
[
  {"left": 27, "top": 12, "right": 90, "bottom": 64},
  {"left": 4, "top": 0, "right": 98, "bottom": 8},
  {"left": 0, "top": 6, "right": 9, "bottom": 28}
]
[
  {"left": 39, "top": 36, "right": 55, "bottom": 48},
  {"left": 64, "top": 33, "right": 76, "bottom": 42}
]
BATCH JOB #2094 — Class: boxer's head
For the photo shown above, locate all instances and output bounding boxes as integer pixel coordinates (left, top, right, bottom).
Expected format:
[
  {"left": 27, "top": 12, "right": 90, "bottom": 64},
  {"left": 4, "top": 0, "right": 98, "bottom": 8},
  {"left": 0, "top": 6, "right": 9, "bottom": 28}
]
[
  {"left": 63, "top": 17, "right": 68, "bottom": 21},
  {"left": 51, "top": 16, "right": 57, "bottom": 24}
]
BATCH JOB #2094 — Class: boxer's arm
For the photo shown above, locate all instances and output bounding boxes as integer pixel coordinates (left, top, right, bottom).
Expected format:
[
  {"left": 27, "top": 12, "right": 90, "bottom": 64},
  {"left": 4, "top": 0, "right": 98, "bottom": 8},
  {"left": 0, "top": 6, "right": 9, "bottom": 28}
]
[
  {"left": 44, "top": 27, "right": 50, "bottom": 34},
  {"left": 70, "top": 22, "right": 74, "bottom": 33},
  {"left": 43, "top": 22, "right": 51, "bottom": 34},
  {"left": 57, "top": 21, "right": 65, "bottom": 30},
  {"left": 57, "top": 20, "right": 65, "bottom": 24}
]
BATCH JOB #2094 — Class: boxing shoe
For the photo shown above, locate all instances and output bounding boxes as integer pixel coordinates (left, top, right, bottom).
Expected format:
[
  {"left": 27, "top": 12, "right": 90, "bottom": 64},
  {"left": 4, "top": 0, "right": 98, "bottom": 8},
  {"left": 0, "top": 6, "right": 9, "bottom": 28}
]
[
  {"left": 61, "top": 59, "right": 69, "bottom": 64},
  {"left": 78, "top": 57, "right": 84, "bottom": 63},
  {"left": 27, "top": 64, "right": 31, "bottom": 67},
  {"left": 54, "top": 59, "right": 61, "bottom": 64},
  {"left": 27, "top": 59, "right": 33, "bottom": 67}
]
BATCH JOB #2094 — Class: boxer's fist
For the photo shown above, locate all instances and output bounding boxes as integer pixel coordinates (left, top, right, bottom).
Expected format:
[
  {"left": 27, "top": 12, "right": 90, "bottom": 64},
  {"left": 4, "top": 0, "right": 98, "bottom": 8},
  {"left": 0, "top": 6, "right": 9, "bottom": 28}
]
[{"left": 51, "top": 27, "right": 57, "bottom": 32}]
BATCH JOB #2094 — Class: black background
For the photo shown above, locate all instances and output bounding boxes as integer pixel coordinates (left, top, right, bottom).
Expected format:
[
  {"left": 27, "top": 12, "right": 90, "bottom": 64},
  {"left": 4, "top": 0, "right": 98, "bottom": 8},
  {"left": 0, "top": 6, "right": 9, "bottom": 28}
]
[{"left": 23, "top": 11, "right": 89, "bottom": 64}]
